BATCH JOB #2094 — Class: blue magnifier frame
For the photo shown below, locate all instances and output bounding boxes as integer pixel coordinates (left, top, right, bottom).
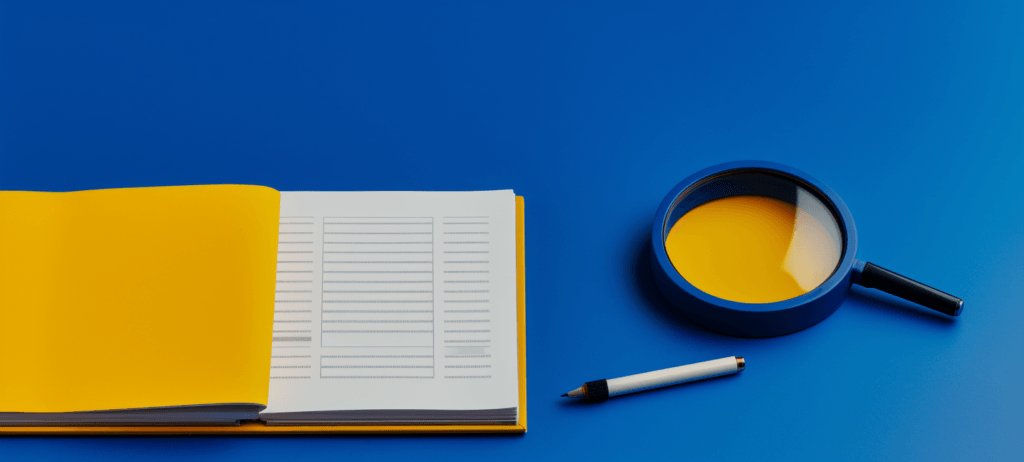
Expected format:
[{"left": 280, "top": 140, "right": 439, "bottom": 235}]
[{"left": 651, "top": 161, "right": 963, "bottom": 337}]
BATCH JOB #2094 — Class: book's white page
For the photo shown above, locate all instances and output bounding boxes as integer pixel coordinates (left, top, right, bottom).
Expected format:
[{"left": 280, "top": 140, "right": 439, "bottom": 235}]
[{"left": 262, "top": 190, "right": 519, "bottom": 414}]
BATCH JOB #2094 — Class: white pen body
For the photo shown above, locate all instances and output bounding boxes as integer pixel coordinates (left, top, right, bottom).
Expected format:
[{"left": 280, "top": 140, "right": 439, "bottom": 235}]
[{"left": 606, "top": 356, "right": 740, "bottom": 397}]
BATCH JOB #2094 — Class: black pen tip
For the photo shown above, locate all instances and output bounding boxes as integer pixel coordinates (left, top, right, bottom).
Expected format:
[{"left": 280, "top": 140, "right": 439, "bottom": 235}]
[{"left": 560, "top": 393, "right": 568, "bottom": 397}]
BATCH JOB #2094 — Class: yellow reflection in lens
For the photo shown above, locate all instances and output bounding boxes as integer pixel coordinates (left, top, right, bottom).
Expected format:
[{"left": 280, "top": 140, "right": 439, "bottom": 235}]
[{"left": 665, "top": 195, "right": 840, "bottom": 304}]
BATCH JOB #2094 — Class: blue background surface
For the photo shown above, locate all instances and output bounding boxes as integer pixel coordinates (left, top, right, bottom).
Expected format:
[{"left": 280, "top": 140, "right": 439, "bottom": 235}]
[{"left": 1, "top": 1, "right": 1021, "bottom": 460}]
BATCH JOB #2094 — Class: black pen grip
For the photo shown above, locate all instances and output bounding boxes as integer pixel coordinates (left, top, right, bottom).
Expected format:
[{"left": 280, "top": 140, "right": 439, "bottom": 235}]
[{"left": 857, "top": 262, "right": 963, "bottom": 316}]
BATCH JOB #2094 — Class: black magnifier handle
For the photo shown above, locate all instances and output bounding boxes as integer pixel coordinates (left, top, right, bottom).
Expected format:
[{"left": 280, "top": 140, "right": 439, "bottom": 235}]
[{"left": 857, "top": 262, "right": 963, "bottom": 316}]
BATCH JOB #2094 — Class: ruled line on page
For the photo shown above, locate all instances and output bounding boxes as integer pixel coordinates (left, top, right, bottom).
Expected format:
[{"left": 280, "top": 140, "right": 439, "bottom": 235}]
[
  {"left": 324, "top": 271, "right": 432, "bottom": 274},
  {"left": 325, "top": 222, "right": 431, "bottom": 225},
  {"left": 325, "top": 280, "right": 432, "bottom": 283},
  {"left": 322, "top": 365, "right": 433, "bottom": 369},
  {"left": 322, "top": 355, "right": 433, "bottom": 358},
  {"left": 326, "top": 241, "right": 431, "bottom": 244},
  {"left": 323, "top": 309, "right": 432, "bottom": 313},
  {"left": 323, "top": 320, "right": 432, "bottom": 323},
  {"left": 325, "top": 232, "right": 432, "bottom": 235}
]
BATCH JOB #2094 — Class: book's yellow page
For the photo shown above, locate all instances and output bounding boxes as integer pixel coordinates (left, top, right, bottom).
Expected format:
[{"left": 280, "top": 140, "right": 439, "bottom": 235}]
[{"left": 0, "top": 185, "right": 280, "bottom": 413}]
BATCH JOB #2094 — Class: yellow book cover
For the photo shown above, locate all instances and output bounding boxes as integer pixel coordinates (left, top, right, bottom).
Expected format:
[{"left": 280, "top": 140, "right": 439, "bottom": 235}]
[{"left": 0, "top": 185, "right": 280, "bottom": 414}]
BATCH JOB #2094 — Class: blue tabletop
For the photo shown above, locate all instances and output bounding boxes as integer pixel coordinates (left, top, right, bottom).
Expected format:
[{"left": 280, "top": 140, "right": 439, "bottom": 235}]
[{"left": 1, "top": 1, "right": 1021, "bottom": 460}]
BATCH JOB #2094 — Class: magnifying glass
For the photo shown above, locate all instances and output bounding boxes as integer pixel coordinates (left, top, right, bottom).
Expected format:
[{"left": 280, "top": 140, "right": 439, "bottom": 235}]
[{"left": 650, "top": 161, "right": 963, "bottom": 337}]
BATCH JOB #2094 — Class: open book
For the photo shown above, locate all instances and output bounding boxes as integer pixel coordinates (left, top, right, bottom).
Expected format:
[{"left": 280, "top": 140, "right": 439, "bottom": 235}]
[{"left": 0, "top": 186, "right": 524, "bottom": 431}]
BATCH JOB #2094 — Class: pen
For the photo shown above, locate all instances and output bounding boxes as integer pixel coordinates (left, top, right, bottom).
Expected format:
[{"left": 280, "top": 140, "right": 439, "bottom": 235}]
[{"left": 561, "top": 356, "right": 744, "bottom": 401}]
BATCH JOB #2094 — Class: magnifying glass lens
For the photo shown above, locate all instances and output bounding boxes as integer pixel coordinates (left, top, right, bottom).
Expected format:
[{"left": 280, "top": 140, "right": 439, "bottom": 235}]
[{"left": 663, "top": 172, "right": 844, "bottom": 304}]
